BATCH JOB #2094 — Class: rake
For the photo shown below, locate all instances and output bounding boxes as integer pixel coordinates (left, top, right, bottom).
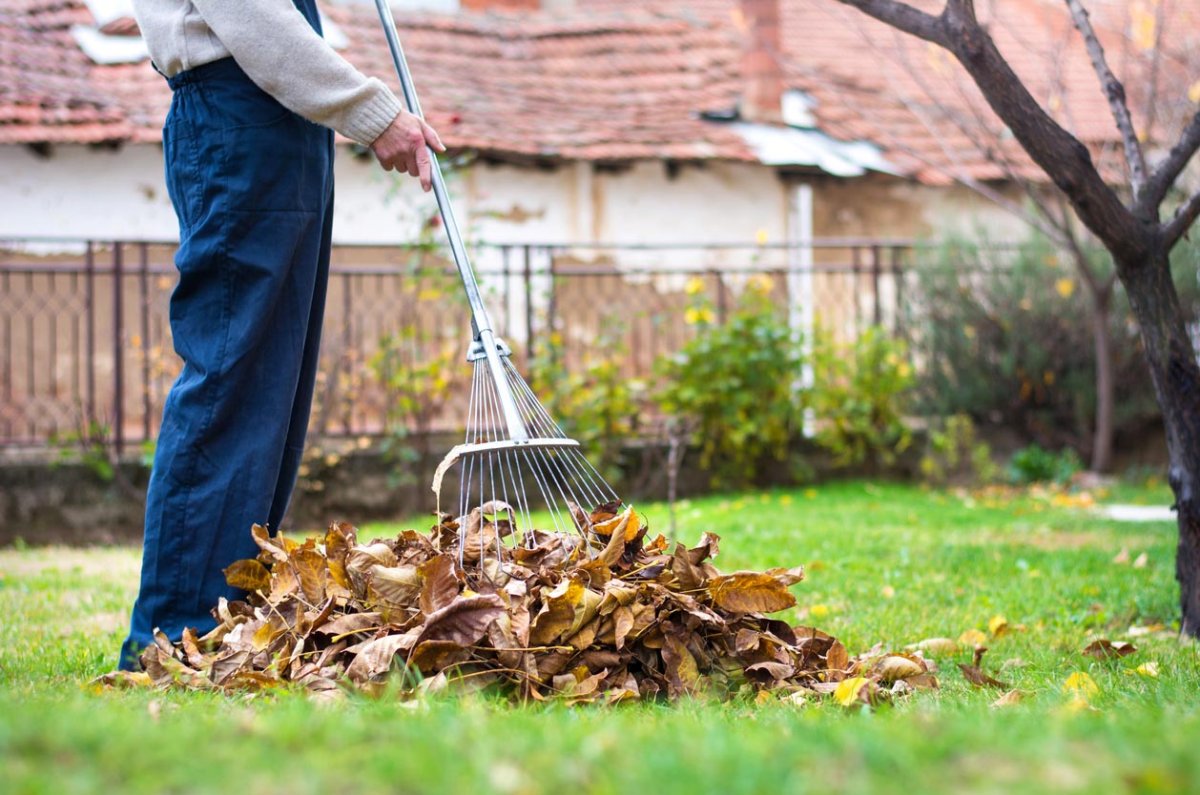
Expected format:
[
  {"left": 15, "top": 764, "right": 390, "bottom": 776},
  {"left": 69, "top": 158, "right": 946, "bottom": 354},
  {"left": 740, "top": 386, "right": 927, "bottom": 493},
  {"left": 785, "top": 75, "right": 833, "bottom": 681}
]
[{"left": 373, "top": 1, "right": 623, "bottom": 562}]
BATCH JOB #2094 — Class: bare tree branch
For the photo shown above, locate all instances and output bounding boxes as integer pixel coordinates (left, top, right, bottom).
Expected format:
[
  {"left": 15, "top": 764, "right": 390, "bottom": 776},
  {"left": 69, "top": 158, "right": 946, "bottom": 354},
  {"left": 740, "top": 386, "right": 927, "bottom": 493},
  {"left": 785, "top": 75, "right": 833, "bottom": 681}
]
[
  {"left": 936, "top": 1, "right": 1142, "bottom": 259},
  {"left": 1141, "top": 109, "right": 1200, "bottom": 217},
  {"left": 1140, "top": 0, "right": 1167, "bottom": 146},
  {"left": 1063, "top": 0, "right": 1148, "bottom": 195},
  {"left": 1164, "top": 189, "right": 1200, "bottom": 250},
  {"left": 832, "top": 0, "right": 944, "bottom": 43}
]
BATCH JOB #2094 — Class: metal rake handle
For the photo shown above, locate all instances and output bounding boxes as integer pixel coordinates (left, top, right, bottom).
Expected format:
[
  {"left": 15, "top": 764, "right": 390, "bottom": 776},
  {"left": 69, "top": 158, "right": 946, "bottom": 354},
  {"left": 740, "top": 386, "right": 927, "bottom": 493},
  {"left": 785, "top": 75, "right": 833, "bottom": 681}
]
[{"left": 372, "top": 0, "right": 529, "bottom": 442}]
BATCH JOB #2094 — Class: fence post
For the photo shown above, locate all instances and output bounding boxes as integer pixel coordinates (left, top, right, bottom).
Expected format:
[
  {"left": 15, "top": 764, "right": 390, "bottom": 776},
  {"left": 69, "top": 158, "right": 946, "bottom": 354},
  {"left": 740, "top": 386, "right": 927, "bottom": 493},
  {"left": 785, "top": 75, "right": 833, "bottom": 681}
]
[
  {"left": 891, "top": 245, "right": 905, "bottom": 336},
  {"left": 851, "top": 245, "right": 862, "bottom": 332},
  {"left": 521, "top": 245, "right": 533, "bottom": 360},
  {"left": 84, "top": 241, "right": 96, "bottom": 430},
  {"left": 546, "top": 247, "right": 558, "bottom": 367},
  {"left": 112, "top": 241, "right": 124, "bottom": 456},
  {"left": 712, "top": 269, "right": 728, "bottom": 324},
  {"left": 871, "top": 244, "right": 883, "bottom": 328}
]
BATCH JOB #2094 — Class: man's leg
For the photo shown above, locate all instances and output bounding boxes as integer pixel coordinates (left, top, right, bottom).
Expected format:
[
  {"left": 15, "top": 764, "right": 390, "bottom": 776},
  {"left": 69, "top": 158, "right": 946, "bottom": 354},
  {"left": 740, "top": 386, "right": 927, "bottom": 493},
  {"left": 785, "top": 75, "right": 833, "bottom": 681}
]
[
  {"left": 267, "top": 188, "right": 334, "bottom": 531},
  {"left": 121, "top": 70, "right": 334, "bottom": 669}
]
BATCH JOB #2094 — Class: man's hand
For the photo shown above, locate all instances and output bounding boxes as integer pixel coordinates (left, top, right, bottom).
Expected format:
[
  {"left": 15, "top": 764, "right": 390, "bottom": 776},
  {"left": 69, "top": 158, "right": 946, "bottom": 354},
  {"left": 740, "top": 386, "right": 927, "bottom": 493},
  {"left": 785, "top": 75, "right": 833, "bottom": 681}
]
[{"left": 370, "top": 110, "right": 446, "bottom": 191}]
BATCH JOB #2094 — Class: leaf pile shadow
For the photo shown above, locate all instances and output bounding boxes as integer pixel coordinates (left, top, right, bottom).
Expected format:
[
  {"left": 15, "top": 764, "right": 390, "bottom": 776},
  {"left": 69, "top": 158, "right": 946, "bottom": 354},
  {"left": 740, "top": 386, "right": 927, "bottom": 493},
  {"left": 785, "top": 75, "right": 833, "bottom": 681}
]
[{"left": 103, "top": 504, "right": 939, "bottom": 705}]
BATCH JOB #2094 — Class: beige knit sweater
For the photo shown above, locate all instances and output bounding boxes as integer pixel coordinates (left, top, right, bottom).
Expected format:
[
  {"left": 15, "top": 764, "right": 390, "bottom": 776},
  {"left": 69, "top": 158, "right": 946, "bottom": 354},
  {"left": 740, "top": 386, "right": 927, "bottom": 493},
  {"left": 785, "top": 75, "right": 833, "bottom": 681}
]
[{"left": 131, "top": 0, "right": 403, "bottom": 146}]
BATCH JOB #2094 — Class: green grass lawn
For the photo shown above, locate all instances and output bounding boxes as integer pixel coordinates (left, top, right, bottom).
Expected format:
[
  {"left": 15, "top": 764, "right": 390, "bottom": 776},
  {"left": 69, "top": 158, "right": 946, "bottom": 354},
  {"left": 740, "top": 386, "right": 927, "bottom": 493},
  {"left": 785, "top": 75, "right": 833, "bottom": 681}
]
[{"left": 1, "top": 480, "right": 1195, "bottom": 795}]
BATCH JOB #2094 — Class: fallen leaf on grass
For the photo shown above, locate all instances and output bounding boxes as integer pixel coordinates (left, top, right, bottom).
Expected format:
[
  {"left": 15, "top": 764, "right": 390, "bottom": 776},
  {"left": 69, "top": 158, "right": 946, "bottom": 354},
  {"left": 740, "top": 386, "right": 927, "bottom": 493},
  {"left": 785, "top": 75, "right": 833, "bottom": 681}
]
[
  {"left": 1134, "top": 661, "right": 1159, "bottom": 678},
  {"left": 1112, "top": 548, "right": 1130, "bottom": 565},
  {"left": 911, "top": 637, "right": 959, "bottom": 656},
  {"left": 707, "top": 571, "right": 796, "bottom": 613},
  {"left": 834, "top": 676, "right": 870, "bottom": 707},
  {"left": 1063, "top": 671, "right": 1099, "bottom": 697},
  {"left": 98, "top": 506, "right": 912, "bottom": 708},
  {"left": 991, "top": 689, "right": 1025, "bottom": 708},
  {"left": 1082, "top": 639, "right": 1137, "bottom": 659},
  {"left": 1132, "top": 552, "right": 1149, "bottom": 569},
  {"left": 958, "top": 628, "right": 988, "bottom": 647},
  {"left": 1127, "top": 624, "right": 1166, "bottom": 637},
  {"left": 988, "top": 615, "right": 1009, "bottom": 637},
  {"left": 958, "top": 646, "right": 1009, "bottom": 689}
]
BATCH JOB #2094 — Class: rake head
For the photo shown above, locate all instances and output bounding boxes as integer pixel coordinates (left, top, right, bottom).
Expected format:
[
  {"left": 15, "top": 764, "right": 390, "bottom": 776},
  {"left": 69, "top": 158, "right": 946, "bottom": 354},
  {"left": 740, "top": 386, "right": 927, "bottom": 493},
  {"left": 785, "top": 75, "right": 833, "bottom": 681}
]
[{"left": 431, "top": 337, "right": 623, "bottom": 568}]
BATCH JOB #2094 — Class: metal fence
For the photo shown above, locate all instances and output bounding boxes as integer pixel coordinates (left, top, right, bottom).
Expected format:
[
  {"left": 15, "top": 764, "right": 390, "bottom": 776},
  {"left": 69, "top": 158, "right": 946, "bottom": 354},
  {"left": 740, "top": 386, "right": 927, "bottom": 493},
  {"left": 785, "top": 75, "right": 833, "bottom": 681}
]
[{"left": 0, "top": 237, "right": 914, "bottom": 449}]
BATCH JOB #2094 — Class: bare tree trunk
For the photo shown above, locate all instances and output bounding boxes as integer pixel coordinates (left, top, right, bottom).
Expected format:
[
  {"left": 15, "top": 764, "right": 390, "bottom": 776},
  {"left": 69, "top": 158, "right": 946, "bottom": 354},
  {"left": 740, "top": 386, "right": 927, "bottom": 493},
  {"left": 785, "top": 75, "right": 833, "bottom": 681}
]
[
  {"left": 1119, "top": 251, "right": 1200, "bottom": 635},
  {"left": 1089, "top": 291, "right": 1114, "bottom": 472}
]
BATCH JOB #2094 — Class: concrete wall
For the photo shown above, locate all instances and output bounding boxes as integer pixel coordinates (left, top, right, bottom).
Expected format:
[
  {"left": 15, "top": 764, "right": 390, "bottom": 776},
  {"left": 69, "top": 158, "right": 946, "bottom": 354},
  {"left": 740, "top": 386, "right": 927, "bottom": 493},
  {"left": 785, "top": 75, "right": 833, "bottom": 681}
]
[{"left": 0, "top": 143, "right": 1026, "bottom": 248}]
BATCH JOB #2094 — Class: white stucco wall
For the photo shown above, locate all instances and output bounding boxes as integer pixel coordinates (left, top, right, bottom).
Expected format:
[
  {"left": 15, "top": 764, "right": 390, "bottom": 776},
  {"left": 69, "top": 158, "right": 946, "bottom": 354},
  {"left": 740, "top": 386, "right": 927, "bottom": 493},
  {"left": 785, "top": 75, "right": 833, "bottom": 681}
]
[{"left": 0, "top": 142, "right": 1030, "bottom": 250}]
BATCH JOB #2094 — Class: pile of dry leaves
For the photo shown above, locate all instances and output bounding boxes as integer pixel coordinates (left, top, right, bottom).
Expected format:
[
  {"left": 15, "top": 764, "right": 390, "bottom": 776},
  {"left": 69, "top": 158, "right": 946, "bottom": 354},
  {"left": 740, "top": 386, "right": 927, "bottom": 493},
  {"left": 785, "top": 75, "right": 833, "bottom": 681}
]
[{"left": 106, "top": 502, "right": 939, "bottom": 705}]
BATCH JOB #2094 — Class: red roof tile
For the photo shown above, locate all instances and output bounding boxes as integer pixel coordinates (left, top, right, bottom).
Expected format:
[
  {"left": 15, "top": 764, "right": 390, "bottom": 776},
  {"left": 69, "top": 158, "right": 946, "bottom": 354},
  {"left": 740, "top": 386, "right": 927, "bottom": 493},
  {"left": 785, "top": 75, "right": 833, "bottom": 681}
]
[
  {"left": 3, "top": 0, "right": 1189, "bottom": 186},
  {"left": 0, "top": 11, "right": 132, "bottom": 144}
]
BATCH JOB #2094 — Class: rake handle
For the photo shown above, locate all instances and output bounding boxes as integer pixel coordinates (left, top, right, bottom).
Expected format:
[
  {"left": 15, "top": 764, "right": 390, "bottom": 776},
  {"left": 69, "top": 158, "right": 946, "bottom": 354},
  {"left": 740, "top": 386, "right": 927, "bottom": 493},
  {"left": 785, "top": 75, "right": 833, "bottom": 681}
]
[{"left": 372, "top": 0, "right": 529, "bottom": 442}]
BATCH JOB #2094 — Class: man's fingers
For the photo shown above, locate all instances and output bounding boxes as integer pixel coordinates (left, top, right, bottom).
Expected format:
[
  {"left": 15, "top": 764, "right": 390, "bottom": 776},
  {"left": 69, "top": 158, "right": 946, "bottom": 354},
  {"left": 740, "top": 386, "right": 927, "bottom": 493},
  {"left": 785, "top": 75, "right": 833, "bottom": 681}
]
[
  {"left": 416, "top": 147, "right": 432, "bottom": 192},
  {"left": 422, "top": 120, "right": 446, "bottom": 153}
]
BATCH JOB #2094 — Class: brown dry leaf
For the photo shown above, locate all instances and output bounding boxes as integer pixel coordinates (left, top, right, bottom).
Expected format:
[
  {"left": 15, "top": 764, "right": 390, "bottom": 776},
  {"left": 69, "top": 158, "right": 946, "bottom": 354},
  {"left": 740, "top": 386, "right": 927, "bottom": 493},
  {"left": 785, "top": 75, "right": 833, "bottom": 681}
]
[
  {"left": 418, "top": 555, "right": 461, "bottom": 616},
  {"left": 416, "top": 594, "right": 505, "bottom": 648},
  {"left": 250, "top": 524, "right": 289, "bottom": 563},
  {"left": 345, "top": 633, "right": 419, "bottom": 682},
  {"left": 991, "top": 689, "right": 1025, "bottom": 708},
  {"left": 107, "top": 500, "right": 913, "bottom": 708},
  {"left": 1082, "top": 639, "right": 1137, "bottom": 659},
  {"left": 223, "top": 559, "right": 271, "bottom": 592},
  {"left": 708, "top": 571, "right": 797, "bottom": 613},
  {"left": 911, "top": 637, "right": 959, "bottom": 656},
  {"left": 671, "top": 542, "right": 708, "bottom": 591},
  {"left": 530, "top": 578, "right": 586, "bottom": 646},
  {"left": 876, "top": 655, "right": 924, "bottom": 683},
  {"left": 958, "top": 647, "right": 1009, "bottom": 689},
  {"left": 324, "top": 522, "right": 356, "bottom": 589},
  {"left": 292, "top": 544, "right": 328, "bottom": 604}
]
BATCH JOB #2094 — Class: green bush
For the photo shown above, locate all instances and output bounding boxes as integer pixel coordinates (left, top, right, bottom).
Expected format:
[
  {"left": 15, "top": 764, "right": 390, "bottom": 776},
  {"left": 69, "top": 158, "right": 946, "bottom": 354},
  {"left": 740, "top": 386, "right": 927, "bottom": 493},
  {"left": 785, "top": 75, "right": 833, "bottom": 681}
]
[
  {"left": 919, "top": 413, "right": 998, "bottom": 486},
  {"left": 655, "top": 278, "right": 805, "bottom": 487},
  {"left": 1006, "top": 443, "right": 1082, "bottom": 485},
  {"left": 908, "top": 231, "right": 1200, "bottom": 456},
  {"left": 809, "top": 325, "right": 915, "bottom": 469},
  {"left": 529, "top": 323, "right": 648, "bottom": 484}
]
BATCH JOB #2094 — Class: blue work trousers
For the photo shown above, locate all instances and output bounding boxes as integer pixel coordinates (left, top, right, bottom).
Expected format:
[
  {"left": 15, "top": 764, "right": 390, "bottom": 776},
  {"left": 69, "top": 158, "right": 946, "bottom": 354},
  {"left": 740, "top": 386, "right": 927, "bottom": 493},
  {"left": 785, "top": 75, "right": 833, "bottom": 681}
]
[{"left": 120, "top": 54, "right": 335, "bottom": 669}]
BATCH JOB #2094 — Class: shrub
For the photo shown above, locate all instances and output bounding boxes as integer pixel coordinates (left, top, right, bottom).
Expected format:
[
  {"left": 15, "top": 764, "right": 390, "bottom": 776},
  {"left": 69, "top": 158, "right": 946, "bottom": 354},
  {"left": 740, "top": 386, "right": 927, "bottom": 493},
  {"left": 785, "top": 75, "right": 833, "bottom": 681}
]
[
  {"left": 908, "top": 231, "right": 1200, "bottom": 456},
  {"left": 529, "top": 323, "right": 648, "bottom": 484},
  {"left": 655, "top": 277, "right": 806, "bottom": 487},
  {"left": 1006, "top": 443, "right": 1082, "bottom": 485},
  {"left": 809, "top": 325, "right": 915, "bottom": 469},
  {"left": 919, "top": 413, "right": 998, "bottom": 486}
]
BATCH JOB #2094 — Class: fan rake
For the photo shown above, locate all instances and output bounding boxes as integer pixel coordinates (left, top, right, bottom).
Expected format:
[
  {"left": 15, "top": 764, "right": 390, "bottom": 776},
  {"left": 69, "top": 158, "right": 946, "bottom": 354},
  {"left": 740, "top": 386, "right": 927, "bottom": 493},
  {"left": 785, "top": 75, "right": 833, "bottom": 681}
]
[{"left": 374, "top": 0, "right": 624, "bottom": 565}]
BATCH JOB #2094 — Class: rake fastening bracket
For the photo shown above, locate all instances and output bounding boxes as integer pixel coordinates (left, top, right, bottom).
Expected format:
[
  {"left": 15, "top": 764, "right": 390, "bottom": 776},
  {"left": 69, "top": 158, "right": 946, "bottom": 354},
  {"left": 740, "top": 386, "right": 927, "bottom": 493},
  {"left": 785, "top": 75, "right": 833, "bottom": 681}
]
[{"left": 466, "top": 336, "right": 513, "bottom": 362}]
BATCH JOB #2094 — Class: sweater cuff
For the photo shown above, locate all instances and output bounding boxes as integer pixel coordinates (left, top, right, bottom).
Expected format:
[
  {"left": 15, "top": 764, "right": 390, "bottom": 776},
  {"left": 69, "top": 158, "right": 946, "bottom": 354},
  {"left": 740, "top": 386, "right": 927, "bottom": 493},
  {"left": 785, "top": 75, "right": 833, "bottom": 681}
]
[{"left": 343, "top": 79, "right": 405, "bottom": 146}]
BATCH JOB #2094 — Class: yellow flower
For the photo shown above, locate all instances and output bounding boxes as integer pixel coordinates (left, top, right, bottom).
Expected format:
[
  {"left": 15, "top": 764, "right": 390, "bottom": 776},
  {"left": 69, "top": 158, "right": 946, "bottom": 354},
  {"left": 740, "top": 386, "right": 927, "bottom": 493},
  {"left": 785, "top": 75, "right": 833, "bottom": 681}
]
[
  {"left": 809, "top": 604, "right": 830, "bottom": 619},
  {"left": 685, "top": 307, "right": 715, "bottom": 325},
  {"left": 747, "top": 274, "right": 773, "bottom": 294},
  {"left": 684, "top": 276, "right": 706, "bottom": 296},
  {"left": 755, "top": 228, "right": 770, "bottom": 245},
  {"left": 1056, "top": 278, "right": 1075, "bottom": 298}
]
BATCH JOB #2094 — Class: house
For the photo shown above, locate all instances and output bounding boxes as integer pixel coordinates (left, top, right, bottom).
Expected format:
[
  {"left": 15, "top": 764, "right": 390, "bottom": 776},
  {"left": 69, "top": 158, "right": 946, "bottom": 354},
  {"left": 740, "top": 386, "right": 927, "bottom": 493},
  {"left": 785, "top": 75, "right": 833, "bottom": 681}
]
[{"left": 0, "top": 0, "right": 1172, "bottom": 448}]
